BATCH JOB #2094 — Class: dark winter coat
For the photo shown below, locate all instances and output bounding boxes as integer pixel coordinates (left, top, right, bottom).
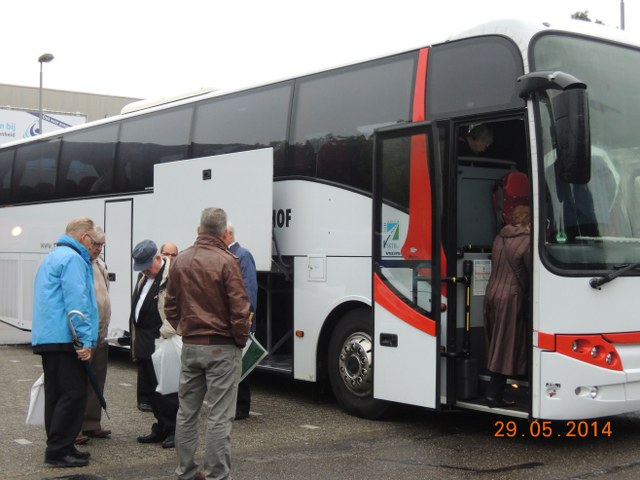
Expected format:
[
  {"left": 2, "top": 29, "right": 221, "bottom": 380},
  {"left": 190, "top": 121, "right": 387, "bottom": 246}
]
[
  {"left": 483, "top": 224, "right": 530, "bottom": 376},
  {"left": 130, "top": 261, "right": 167, "bottom": 360}
]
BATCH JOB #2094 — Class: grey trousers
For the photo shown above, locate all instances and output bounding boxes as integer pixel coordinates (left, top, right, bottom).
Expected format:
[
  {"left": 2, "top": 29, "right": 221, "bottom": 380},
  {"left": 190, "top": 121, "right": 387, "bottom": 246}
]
[{"left": 175, "top": 343, "right": 241, "bottom": 480}]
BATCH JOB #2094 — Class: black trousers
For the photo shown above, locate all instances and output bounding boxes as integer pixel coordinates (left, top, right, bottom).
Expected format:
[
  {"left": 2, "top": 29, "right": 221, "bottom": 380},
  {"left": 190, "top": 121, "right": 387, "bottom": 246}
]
[
  {"left": 137, "top": 363, "right": 150, "bottom": 405},
  {"left": 139, "top": 358, "right": 178, "bottom": 434},
  {"left": 236, "top": 374, "right": 251, "bottom": 417},
  {"left": 41, "top": 351, "right": 88, "bottom": 458}
]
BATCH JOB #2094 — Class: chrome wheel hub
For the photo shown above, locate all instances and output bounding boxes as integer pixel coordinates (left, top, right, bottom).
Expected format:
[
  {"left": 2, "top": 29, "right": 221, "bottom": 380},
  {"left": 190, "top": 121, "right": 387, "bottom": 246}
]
[{"left": 338, "top": 331, "right": 373, "bottom": 397}]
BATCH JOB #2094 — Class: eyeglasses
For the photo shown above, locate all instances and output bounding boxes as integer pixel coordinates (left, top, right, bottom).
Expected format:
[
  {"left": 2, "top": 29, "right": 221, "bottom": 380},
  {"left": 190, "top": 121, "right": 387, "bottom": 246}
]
[
  {"left": 162, "top": 252, "right": 177, "bottom": 257},
  {"left": 85, "top": 233, "right": 105, "bottom": 250}
]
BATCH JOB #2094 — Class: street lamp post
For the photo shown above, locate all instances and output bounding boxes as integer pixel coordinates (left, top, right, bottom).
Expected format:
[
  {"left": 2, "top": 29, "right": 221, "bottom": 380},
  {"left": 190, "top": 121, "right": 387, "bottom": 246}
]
[{"left": 38, "top": 53, "right": 54, "bottom": 135}]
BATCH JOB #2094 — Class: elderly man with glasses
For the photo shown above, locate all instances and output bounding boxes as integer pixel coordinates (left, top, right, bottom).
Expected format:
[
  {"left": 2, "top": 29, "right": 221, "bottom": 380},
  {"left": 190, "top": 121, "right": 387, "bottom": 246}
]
[{"left": 77, "top": 227, "right": 113, "bottom": 443}]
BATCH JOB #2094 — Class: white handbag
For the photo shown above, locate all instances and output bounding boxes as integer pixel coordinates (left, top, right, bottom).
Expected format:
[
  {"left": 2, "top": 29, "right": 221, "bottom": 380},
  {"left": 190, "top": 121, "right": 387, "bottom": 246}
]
[
  {"left": 26, "top": 373, "right": 45, "bottom": 426},
  {"left": 152, "top": 335, "right": 183, "bottom": 395}
]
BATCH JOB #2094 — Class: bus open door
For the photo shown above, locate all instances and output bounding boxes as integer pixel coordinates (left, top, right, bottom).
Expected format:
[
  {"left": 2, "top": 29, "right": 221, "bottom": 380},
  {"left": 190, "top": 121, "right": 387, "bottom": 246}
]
[{"left": 372, "top": 122, "right": 443, "bottom": 409}]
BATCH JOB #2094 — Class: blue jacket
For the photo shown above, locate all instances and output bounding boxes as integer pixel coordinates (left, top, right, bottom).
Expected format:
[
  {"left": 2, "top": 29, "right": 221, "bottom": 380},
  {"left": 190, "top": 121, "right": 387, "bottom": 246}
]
[
  {"left": 229, "top": 242, "right": 257, "bottom": 331},
  {"left": 32, "top": 234, "right": 99, "bottom": 351}
]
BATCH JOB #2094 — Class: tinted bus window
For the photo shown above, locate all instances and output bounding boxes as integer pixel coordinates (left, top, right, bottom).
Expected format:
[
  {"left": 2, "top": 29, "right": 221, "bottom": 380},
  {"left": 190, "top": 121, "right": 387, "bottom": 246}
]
[
  {"left": 288, "top": 53, "right": 415, "bottom": 191},
  {"left": 58, "top": 124, "right": 119, "bottom": 197},
  {"left": 427, "top": 36, "right": 524, "bottom": 118},
  {"left": 13, "top": 139, "right": 61, "bottom": 203},
  {"left": 192, "top": 84, "right": 291, "bottom": 168},
  {"left": 0, "top": 149, "right": 13, "bottom": 205},
  {"left": 117, "top": 106, "right": 192, "bottom": 192},
  {"left": 381, "top": 136, "right": 411, "bottom": 209}
]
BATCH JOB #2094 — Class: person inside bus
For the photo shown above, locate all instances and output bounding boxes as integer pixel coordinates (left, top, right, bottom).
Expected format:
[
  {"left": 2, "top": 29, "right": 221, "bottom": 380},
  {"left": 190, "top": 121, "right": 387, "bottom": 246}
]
[
  {"left": 483, "top": 205, "right": 530, "bottom": 408},
  {"left": 458, "top": 123, "right": 494, "bottom": 157}
]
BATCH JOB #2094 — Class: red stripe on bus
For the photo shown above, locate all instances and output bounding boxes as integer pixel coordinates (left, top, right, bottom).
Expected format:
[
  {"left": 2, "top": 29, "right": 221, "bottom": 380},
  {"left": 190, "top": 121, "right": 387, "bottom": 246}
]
[
  {"left": 535, "top": 331, "right": 555, "bottom": 350},
  {"left": 401, "top": 48, "right": 432, "bottom": 263},
  {"left": 374, "top": 273, "right": 436, "bottom": 336},
  {"left": 412, "top": 48, "right": 428, "bottom": 122},
  {"left": 404, "top": 48, "right": 448, "bottom": 296},
  {"left": 602, "top": 332, "right": 640, "bottom": 344}
]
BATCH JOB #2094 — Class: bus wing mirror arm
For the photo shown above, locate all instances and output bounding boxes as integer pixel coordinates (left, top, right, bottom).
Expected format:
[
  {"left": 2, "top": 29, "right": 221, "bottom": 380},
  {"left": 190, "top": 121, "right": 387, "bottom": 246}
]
[{"left": 517, "top": 71, "right": 586, "bottom": 98}]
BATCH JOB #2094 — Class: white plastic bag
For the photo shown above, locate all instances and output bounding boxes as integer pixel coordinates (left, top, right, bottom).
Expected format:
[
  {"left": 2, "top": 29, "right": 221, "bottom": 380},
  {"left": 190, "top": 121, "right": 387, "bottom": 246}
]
[
  {"left": 152, "top": 335, "right": 182, "bottom": 394},
  {"left": 26, "top": 373, "right": 45, "bottom": 426}
]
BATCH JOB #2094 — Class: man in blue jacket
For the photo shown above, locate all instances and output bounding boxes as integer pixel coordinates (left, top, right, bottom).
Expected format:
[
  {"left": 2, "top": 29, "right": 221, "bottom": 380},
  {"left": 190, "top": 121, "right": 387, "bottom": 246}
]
[
  {"left": 223, "top": 222, "right": 258, "bottom": 420},
  {"left": 32, "top": 217, "right": 99, "bottom": 468}
]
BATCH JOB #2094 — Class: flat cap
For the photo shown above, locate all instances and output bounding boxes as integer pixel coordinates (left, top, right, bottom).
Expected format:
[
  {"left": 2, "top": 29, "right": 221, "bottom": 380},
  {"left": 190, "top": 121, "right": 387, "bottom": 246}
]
[{"left": 132, "top": 239, "right": 157, "bottom": 271}]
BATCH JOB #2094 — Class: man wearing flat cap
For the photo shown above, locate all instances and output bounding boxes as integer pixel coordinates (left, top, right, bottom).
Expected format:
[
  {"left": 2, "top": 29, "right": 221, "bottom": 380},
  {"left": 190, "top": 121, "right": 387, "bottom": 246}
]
[{"left": 130, "top": 239, "right": 179, "bottom": 449}]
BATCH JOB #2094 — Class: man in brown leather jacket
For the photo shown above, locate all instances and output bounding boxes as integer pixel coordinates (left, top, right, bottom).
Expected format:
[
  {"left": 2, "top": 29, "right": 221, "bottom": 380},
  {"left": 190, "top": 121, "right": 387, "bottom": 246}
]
[{"left": 165, "top": 207, "right": 251, "bottom": 480}]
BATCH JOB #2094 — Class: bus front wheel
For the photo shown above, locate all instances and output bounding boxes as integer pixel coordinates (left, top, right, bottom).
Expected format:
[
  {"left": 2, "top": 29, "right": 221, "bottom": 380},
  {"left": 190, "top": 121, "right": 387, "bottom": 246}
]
[{"left": 327, "top": 309, "right": 389, "bottom": 419}]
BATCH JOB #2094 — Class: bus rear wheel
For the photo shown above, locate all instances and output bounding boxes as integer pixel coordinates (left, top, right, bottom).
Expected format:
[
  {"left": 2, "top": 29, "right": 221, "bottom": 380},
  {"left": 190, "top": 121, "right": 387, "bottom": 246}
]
[{"left": 328, "top": 309, "right": 389, "bottom": 419}]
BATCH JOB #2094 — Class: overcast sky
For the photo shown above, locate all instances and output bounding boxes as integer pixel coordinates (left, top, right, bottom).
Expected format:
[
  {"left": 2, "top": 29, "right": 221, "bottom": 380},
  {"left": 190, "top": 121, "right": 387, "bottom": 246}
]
[{"left": 3, "top": 0, "right": 638, "bottom": 100}]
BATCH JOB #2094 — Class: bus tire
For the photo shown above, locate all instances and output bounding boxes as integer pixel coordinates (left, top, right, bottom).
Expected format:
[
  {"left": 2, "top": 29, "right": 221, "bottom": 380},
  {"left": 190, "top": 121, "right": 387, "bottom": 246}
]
[{"left": 327, "top": 308, "right": 389, "bottom": 419}]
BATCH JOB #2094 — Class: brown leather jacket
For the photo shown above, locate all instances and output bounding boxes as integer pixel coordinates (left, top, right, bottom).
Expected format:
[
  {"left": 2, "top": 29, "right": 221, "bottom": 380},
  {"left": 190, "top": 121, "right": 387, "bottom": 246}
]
[{"left": 164, "top": 234, "right": 251, "bottom": 348}]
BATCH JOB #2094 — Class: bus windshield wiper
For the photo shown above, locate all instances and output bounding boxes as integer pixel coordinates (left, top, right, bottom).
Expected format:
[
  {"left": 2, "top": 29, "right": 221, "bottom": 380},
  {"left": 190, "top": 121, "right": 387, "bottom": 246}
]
[{"left": 589, "top": 262, "right": 640, "bottom": 290}]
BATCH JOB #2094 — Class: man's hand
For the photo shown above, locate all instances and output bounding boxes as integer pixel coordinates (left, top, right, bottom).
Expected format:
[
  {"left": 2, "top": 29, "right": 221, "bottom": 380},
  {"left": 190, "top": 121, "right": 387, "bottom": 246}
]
[{"left": 76, "top": 348, "right": 92, "bottom": 361}]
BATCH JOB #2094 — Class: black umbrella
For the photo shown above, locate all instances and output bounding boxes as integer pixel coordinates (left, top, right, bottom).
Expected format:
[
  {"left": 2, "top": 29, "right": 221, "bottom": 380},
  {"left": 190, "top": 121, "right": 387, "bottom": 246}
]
[{"left": 67, "top": 310, "right": 110, "bottom": 419}]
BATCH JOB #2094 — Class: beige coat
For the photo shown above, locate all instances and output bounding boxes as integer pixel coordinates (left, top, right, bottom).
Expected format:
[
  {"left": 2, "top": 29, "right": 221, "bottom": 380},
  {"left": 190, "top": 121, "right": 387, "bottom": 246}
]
[
  {"left": 157, "top": 258, "right": 177, "bottom": 339},
  {"left": 92, "top": 257, "right": 111, "bottom": 344}
]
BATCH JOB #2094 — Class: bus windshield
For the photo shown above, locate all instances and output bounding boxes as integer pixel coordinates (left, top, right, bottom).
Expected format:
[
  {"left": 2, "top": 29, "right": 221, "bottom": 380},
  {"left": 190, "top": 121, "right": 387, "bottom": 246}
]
[{"left": 534, "top": 33, "right": 640, "bottom": 270}]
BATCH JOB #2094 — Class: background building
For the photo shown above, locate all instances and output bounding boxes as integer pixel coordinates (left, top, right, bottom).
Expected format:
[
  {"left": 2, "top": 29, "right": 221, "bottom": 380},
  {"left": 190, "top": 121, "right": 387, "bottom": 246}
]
[{"left": 0, "top": 83, "right": 140, "bottom": 141}]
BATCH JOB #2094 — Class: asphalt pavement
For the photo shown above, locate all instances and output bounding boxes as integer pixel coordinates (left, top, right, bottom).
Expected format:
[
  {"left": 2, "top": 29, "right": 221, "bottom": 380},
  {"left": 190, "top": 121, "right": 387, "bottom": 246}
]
[
  {"left": 4, "top": 320, "right": 640, "bottom": 480},
  {"left": 0, "top": 321, "right": 360, "bottom": 480}
]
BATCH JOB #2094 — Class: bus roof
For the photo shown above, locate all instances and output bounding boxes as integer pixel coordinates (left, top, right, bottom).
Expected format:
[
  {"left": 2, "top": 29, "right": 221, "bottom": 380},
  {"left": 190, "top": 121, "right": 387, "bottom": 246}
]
[
  {"left": 3, "top": 17, "right": 639, "bottom": 150},
  {"left": 449, "top": 18, "right": 640, "bottom": 63}
]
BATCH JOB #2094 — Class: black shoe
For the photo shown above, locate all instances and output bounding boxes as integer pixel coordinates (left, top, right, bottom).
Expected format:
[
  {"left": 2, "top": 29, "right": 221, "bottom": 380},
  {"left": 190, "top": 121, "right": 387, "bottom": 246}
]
[
  {"left": 45, "top": 454, "right": 89, "bottom": 468},
  {"left": 161, "top": 434, "right": 175, "bottom": 449},
  {"left": 137, "top": 402, "right": 152, "bottom": 412},
  {"left": 486, "top": 396, "right": 517, "bottom": 408},
  {"left": 137, "top": 429, "right": 167, "bottom": 443},
  {"left": 69, "top": 448, "right": 91, "bottom": 459},
  {"left": 235, "top": 409, "right": 250, "bottom": 420}
]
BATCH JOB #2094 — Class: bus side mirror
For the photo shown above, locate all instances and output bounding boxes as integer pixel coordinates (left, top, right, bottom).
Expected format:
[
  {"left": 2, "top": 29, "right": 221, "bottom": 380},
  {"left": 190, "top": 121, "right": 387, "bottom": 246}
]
[
  {"left": 518, "top": 71, "right": 591, "bottom": 184},
  {"left": 552, "top": 88, "right": 591, "bottom": 184}
]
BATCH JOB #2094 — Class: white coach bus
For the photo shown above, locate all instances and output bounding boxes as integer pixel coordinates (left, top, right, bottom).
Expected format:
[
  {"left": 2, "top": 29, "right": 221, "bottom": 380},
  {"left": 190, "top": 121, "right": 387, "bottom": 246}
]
[{"left": 2, "top": 18, "right": 640, "bottom": 421}]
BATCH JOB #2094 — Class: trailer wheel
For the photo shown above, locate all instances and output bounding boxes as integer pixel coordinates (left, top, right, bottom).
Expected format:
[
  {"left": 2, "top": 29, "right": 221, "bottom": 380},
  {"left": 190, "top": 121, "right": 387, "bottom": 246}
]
[{"left": 328, "top": 308, "right": 389, "bottom": 419}]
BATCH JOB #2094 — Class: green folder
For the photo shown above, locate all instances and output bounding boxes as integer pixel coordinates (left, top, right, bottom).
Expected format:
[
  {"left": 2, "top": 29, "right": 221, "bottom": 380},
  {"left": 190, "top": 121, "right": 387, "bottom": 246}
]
[{"left": 241, "top": 333, "right": 268, "bottom": 381}]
